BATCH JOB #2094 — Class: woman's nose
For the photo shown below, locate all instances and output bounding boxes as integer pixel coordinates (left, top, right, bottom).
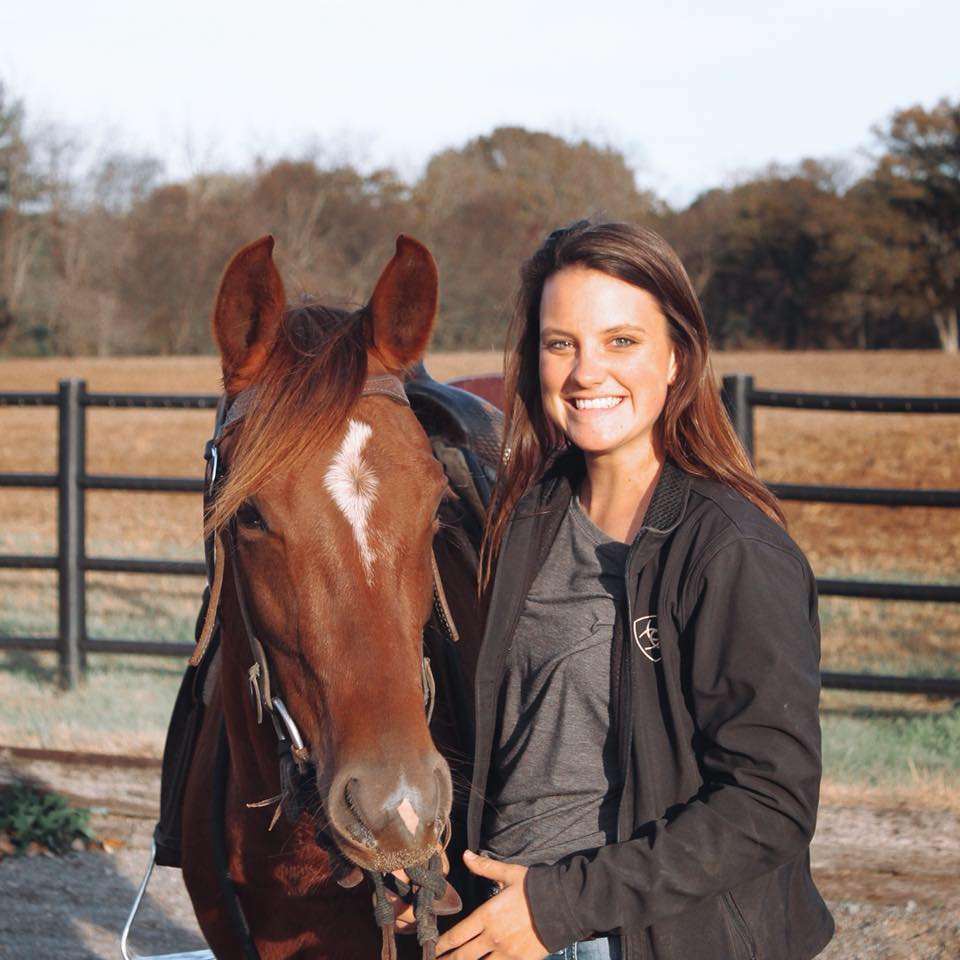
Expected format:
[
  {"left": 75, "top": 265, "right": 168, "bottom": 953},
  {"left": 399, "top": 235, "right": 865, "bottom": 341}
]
[{"left": 570, "top": 348, "right": 606, "bottom": 387}]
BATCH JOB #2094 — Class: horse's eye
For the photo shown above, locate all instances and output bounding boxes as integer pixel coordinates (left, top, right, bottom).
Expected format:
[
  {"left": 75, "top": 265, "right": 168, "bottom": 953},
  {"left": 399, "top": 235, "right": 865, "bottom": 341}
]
[{"left": 237, "top": 501, "right": 268, "bottom": 532}]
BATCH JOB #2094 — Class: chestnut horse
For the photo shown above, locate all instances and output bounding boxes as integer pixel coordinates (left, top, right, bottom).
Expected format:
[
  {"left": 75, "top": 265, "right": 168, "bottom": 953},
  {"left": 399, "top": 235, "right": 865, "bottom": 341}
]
[{"left": 181, "top": 235, "right": 459, "bottom": 959}]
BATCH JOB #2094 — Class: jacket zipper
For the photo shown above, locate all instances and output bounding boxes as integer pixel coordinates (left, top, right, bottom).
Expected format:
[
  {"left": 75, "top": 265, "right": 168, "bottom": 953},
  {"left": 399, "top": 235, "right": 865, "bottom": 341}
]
[
  {"left": 616, "top": 551, "right": 637, "bottom": 960},
  {"left": 722, "top": 892, "right": 759, "bottom": 959},
  {"left": 615, "top": 539, "right": 641, "bottom": 845}
]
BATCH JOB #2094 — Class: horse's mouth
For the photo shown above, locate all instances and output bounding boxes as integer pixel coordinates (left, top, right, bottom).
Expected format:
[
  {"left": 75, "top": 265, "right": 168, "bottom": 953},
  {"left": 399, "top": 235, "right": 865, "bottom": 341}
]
[
  {"left": 347, "top": 841, "right": 440, "bottom": 876},
  {"left": 331, "top": 813, "right": 443, "bottom": 875}
]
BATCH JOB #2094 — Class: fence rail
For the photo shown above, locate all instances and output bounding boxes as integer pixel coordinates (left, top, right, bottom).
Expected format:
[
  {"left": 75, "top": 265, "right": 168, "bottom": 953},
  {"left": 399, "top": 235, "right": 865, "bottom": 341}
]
[
  {"left": 722, "top": 374, "right": 959, "bottom": 694},
  {"left": 0, "top": 379, "right": 210, "bottom": 686},
  {"left": 1, "top": 376, "right": 958, "bottom": 695}
]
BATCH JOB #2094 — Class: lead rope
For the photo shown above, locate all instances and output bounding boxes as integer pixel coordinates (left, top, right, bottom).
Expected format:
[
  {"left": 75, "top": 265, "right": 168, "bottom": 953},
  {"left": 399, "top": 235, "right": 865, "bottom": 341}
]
[
  {"left": 367, "top": 851, "right": 448, "bottom": 960},
  {"left": 369, "top": 871, "right": 399, "bottom": 960}
]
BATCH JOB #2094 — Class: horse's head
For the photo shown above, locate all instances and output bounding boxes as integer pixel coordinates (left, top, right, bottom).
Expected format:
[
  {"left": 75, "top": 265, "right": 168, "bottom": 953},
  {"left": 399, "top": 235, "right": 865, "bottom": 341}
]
[{"left": 207, "top": 235, "right": 451, "bottom": 873}]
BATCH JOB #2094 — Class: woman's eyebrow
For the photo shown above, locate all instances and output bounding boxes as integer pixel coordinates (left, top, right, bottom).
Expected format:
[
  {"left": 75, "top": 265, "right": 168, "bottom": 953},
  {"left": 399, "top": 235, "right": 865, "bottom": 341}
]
[
  {"left": 540, "top": 323, "right": 648, "bottom": 338},
  {"left": 602, "top": 323, "right": 648, "bottom": 335}
]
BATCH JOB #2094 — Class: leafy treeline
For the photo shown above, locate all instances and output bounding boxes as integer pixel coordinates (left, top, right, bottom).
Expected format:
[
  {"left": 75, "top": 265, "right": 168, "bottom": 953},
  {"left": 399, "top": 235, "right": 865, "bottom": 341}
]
[{"left": 1, "top": 83, "right": 958, "bottom": 355}]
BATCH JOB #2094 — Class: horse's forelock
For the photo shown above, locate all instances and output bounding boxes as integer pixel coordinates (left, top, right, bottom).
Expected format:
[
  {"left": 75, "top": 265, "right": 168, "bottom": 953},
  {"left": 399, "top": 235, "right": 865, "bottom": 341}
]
[{"left": 205, "top": 302, "right": 369, "bottom": 535}]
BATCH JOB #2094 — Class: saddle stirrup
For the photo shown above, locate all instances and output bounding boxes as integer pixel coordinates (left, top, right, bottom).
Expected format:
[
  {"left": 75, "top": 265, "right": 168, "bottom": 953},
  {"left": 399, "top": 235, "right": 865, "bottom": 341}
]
[{"left": 120, "top": 840, "right": 214, "bottom": 960}]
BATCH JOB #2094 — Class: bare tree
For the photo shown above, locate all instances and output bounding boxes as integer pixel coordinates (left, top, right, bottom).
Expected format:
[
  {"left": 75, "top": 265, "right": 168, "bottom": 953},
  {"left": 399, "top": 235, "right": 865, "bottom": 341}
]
[{"left": 0, "top": 81, "right": 43, "bottom": 350}]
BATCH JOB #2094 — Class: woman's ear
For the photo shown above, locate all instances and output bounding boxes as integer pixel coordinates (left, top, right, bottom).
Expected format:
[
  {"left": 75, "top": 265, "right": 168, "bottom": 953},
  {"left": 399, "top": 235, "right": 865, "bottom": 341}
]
[{"left": 667, "top": 349, "right": 678, "bottom": 386}]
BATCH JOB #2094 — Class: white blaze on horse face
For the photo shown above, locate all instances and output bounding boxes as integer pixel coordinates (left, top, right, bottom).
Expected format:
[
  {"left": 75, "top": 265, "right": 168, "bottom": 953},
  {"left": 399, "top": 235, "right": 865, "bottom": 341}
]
[{"left": 324, "top": 419, "right": 378, "bottom": 581}]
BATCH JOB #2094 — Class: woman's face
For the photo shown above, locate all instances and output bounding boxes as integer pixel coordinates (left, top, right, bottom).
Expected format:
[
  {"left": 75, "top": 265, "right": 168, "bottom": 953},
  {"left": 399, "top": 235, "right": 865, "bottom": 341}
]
[{"left": 539, "top": 266, "right": 677, "bottom": 468}]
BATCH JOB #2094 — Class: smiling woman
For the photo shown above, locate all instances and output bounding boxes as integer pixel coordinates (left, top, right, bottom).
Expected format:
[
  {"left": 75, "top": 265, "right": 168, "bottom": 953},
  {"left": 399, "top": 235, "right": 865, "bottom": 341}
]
[{"left": 437, "top": 221, "right": 834, "bottom": 960}]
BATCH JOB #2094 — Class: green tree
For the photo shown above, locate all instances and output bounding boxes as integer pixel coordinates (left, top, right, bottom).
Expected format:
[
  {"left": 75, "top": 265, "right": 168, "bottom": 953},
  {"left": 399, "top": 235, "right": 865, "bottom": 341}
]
[{"left": 828, "top": 174, "right": 934, "bottom": 349}]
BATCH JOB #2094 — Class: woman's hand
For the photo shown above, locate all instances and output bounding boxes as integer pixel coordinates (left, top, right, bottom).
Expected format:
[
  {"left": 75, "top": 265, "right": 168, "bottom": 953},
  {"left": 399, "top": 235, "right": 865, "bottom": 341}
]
[{"left": 435, "top": 851, "right": 548, "bottom": 960}]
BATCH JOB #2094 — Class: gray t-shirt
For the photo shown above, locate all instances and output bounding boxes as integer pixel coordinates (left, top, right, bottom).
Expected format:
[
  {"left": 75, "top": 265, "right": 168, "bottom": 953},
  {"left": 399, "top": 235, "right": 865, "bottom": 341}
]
[{"left": 482, "top": 497, "right": 628, "bottom": 866}]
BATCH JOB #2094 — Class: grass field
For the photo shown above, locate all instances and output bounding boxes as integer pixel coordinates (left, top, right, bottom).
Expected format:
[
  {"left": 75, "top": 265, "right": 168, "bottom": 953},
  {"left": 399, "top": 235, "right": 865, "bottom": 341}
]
[{"left": 1, "top": 350, "right": 959, "bottom": 802}]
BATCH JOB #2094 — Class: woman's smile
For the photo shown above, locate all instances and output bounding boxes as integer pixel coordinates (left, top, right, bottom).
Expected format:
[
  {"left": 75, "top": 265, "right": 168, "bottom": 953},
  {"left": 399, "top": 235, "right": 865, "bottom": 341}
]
[{"left": 567, "top": 395, "right": 625, "bottom": 410}]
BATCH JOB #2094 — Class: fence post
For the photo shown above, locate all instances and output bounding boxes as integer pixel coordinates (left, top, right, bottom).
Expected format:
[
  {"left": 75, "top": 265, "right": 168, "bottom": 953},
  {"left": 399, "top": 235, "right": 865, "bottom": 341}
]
[
  {"left": 57, "top": 378, "right": 85, "bottom": 689},
  {"left": 722, "top": 373, "right": 755, "bottom": 461}
]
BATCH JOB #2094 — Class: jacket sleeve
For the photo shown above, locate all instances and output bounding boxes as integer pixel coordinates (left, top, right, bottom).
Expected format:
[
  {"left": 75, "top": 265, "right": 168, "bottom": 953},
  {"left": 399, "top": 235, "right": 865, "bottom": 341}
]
[{"left": 524, "top": 535, "right": 823, "bottom": 950}]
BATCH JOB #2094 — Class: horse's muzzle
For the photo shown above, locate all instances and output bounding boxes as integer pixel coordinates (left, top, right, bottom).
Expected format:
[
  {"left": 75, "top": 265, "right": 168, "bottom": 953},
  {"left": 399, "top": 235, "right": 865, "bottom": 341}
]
[{"left": 326, "top": 750, "right": 452, "bottom": 872}]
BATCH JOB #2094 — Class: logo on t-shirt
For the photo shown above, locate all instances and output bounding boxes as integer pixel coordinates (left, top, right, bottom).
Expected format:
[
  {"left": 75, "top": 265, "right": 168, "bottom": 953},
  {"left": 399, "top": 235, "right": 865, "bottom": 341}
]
[{"left": 632, "top": 615, "right": 661, "bottom": 663}]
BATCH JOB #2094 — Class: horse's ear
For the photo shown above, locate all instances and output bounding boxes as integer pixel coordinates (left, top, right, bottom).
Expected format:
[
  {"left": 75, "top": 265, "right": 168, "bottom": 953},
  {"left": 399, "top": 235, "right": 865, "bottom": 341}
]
[
  {"left": 368, "top": 235, "right": 438, "bottom": 370},
  {"left": 212, "top": 235, "right": 286, "bottom": 396}
]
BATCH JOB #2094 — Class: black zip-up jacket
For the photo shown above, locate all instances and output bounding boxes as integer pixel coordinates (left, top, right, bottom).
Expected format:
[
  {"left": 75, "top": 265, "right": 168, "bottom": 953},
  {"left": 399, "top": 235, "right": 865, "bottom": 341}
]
[{"left": 467, "top": 456, "right": 834, "bottom": 960}]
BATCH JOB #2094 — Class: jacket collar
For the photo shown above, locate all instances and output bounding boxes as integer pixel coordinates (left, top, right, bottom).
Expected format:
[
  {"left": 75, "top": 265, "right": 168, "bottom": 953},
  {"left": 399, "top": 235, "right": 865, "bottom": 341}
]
[
  {"left": 639, "top": 459, "right": 690, "bottom": 535},
  {"left": 521, "top": 450, "right": 691, "bottom": 537}
]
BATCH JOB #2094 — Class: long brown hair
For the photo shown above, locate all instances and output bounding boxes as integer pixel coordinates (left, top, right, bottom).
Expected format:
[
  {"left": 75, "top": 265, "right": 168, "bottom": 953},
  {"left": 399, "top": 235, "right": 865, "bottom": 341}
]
[{"left": 483, "top": 219, "right": 783, "bottom": 580}]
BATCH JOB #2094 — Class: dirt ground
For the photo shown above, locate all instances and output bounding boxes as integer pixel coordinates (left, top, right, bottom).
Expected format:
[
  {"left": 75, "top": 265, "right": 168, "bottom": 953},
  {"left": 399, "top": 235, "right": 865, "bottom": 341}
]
[{"left": 0, "top": 750, "right": 957, "bottom": 960}]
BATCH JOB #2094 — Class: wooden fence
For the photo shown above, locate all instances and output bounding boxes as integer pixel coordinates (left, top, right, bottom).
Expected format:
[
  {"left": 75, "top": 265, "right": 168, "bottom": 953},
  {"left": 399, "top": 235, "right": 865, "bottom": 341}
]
[
  {"left": 1, "top": 375, "right": 958, "bottom": 695},
  {"left": 721, "top": 374, "right": 960, "bottom": 695},
  {"left": 1, "top": 380, "right": 214, "bottom": 687}
]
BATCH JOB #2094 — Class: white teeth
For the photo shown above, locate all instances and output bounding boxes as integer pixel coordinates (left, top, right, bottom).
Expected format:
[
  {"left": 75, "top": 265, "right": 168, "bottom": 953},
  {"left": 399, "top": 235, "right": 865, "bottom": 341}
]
[{"left": 573, "top": 396, "right": 622, "bottom": 410}]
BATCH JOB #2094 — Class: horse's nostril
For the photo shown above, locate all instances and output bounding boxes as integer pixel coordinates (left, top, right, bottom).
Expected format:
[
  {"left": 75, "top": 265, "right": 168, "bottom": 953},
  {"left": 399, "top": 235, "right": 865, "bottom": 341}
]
[
  {"left": 343, "top": 778, "right": 377, "bottom": 849},
  {"left": 347, "top": 820, "right": 377, "bottom": 849},
  {"left": 344, "top": 777, "right": 361, "bottom": 819}
]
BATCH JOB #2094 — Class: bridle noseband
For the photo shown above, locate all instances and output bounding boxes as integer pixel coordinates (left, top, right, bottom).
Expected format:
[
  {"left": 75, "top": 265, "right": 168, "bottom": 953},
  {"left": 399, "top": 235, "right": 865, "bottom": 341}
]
[{"left": 192, "top": 371, "right": 452, "bottom": 960}]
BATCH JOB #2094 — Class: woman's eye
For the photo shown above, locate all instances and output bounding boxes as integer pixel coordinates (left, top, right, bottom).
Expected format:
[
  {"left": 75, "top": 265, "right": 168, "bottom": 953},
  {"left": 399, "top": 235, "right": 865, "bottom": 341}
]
[
  {"left": 237, "top": 501, "right": 268, "bottom": 532},
  {"left": 611, "top": 336, "right": 637, "bottom": 347},
  {"left": 544, "top": 339, "right": 572, "bottom": 351}
]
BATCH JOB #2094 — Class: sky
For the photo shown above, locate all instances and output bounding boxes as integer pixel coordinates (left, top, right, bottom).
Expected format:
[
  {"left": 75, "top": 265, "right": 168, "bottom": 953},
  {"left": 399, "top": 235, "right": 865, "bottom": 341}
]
[{"left": 2, "top": 0, "right": 958, "bottom": 206}]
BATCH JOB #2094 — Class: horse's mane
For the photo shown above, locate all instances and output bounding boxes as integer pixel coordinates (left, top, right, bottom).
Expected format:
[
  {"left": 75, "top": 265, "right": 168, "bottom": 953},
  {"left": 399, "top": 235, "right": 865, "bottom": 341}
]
[{"left": 205, "top": 300, "right": 369, "bottom": 536}]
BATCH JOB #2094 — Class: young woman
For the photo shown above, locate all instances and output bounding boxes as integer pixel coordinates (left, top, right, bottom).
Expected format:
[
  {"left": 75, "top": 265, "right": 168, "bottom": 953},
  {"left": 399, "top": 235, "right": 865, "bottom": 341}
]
[{"left": 435, "top": 221, "right": 834, "bottom": 960}]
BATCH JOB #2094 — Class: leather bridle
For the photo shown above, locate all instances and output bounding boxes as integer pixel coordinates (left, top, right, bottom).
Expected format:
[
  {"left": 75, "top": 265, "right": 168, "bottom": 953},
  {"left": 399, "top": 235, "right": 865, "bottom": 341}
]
[{"left": 192, "top": 371, "right": 453, "bottom": 960}]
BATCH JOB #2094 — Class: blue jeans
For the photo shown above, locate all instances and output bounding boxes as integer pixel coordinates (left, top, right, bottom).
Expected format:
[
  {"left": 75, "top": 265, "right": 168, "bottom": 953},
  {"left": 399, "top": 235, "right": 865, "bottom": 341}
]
[{"left": 546, "top": 937, "right": 621, "bottom": 960}]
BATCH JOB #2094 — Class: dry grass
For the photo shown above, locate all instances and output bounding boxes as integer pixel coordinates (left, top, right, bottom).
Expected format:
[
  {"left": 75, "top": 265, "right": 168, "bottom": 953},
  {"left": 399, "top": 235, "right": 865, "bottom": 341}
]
[
  {"left": 0, "top": 651, "right": 180, "bottom": 757},
  {"left": 820, "top": 776, "right": 960, "bottom": 814}
]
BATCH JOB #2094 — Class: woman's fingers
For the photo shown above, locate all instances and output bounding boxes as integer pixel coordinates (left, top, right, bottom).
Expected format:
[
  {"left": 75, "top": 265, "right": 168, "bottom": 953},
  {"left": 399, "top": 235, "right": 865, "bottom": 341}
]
[
  {"left": 461, "top": 849, "right": 521, "bottom": 883},
  {"left": 435, "top": 906, "right": 487, "bottom": 956},
  {"left": 436, "top": 855, "right": 546, "bottom": 959}
]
